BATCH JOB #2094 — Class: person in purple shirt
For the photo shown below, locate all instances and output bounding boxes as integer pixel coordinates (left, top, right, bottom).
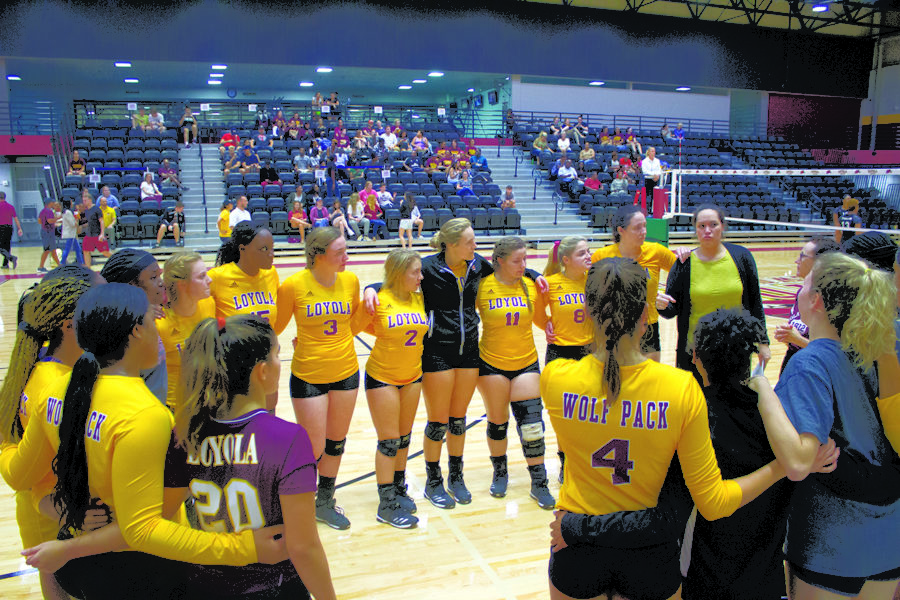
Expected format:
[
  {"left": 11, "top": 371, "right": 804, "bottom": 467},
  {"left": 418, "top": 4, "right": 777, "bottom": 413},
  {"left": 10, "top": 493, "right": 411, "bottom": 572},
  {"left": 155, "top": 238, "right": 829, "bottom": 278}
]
[
  {"left": 0, "top": 191, "right": 23, "bottom": 269},
  {"left": 158, "top": 159, "right": 188, "bottom": 191},
  {"left": 37, "top": 198, "right": 60, "bottom": 272},
  {"left": 166, "top": 315, "right": 336, "bottom": 599}
]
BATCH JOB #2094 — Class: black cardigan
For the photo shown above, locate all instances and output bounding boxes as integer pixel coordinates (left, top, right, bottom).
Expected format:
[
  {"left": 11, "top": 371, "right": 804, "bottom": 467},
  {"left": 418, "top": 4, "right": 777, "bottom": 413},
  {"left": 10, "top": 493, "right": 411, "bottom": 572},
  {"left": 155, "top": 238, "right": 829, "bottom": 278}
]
[{"left": 658, "top": 242, "right": 769, "bottom": 371}]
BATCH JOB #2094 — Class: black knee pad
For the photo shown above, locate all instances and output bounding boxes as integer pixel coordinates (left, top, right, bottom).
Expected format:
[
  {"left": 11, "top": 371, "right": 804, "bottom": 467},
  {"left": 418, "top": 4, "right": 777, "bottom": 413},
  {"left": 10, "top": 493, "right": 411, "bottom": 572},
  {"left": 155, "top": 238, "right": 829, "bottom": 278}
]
[
  {"left": 486, "top": 421, "right": 509, "bottom": 441},
  {"left": 424, "top": 421, "right": 448, "bottom": 442},
  {"left": 324, "top": 437, "right": 346, "bottom": 457},
  {"left": 512, "top": 398, "right": 545, "bottom": 458},
  {"left": 377, "top": 438, "right": 401, "bottom": 457},
  {"left": 398, "top": 433, "right": 411, "bottom": 449},
  {"left": 448, "top": 416, "right": 466, "bottom": 436}
]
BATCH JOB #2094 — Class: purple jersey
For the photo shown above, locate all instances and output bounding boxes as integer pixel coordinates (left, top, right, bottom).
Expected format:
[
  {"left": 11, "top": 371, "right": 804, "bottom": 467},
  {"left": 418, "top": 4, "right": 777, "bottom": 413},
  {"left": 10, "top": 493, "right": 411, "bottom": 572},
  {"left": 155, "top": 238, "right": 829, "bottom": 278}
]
[{"left": 165, "top": 409, "right": 317, "bottom": 595}]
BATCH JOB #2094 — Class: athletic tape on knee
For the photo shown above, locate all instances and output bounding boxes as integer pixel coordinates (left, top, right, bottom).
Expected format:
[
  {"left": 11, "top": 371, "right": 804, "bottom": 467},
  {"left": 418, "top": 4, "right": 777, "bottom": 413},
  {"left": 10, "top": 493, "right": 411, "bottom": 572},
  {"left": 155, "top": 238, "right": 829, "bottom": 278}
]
[
  {"left": 424, "top": 421, "right": 448, "bottom": 442},
  {"left": 521, "top": 427, "right": 546, "bottom": 458},
  {"left": 448, "top": 416, "right": 466, "bottom": 436},
  {"left": 324, "top": 437, "right": 346, "bottom": 456},
  {"left": 511, "top": 397, "right": 544, "bottom": 426},
  {"left": 486, "top": 421, "right": 509, "bottom": 441},
  {"left": 377, "top": 438, "right": 401, "bottom": 457},
  {"left": 513, "top": 398, "right": 545, "bottom": 458},
  {"left": 398, "top": 433, "right": 411, "bottom": 449}
]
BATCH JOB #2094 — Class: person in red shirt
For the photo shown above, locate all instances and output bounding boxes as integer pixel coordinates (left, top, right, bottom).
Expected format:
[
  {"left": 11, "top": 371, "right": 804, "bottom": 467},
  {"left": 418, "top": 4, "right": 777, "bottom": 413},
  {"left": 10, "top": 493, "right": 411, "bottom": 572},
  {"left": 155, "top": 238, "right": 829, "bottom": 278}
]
[
  {"left": 218, "top": 129, "right": 240, "bottom": 157},
  {"left": 582, "top": 172, "right": 603, "bottom": 193},
  {"left": 0, "top": 191, "right": 23, "bottom": 269}
]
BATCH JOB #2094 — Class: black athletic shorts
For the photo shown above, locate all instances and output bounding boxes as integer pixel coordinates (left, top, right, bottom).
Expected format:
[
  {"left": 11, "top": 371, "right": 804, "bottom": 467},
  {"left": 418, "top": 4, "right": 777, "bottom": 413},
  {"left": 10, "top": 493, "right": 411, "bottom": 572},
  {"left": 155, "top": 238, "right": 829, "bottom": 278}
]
[
  {"left": 478, "top": 359, "right": 540, "bottom": 380},
  {"left": 549, "top": 540, "right": 681, "bottom": 600},
  {"left": 365, "top": 372, "right": 423, "bottom": 390},
  {"left": 422, "top": 340, "right": 480, "bottom": 373},
  {"left": 545, "top": 343, "right": 590, "bottom": 364},
  {"left": 642, "top": 321, "right": 661, "bottom": 353},
  {"left": 290, "top": 371, "right": 359, "bottom": 399},
  {"left": 55, "top": 550, "right": 188, "bottom": 600},
  {"left": 789, "top": 562, "right": 900, "bottom": 597}
]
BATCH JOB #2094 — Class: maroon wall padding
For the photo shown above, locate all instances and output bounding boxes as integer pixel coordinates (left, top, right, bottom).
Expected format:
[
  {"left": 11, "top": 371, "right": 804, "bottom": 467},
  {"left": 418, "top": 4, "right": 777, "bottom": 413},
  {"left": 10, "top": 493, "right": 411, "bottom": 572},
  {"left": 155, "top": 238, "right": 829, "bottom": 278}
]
[{"left": 767, "top": 94, "right": 861, "bottom": 149}]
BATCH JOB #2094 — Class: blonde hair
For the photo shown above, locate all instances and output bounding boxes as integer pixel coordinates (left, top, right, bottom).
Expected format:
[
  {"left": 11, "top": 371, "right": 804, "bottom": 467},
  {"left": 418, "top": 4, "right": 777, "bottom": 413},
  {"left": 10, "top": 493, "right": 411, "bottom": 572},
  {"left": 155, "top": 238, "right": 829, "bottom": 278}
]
[
  {"left": 492, "top": 236, "right": 531, "bottom": 312},
  {"left": 163, "top": 251, "right": 203, "bottom": 308},
  {"left": 384, "top": 249, "right": 422, "bottom": 297},
  {"left": 810, "top": 252, "right": 896, "bottom": 370},
  {"left": 544, "top": 235, "right": 586, "bottom": 276},
  {"left": 430, "top": 217, "right": 472, "bottom": 251},
  {"left": 305, "top": 226, "right": 342, "bottom": 268},
  {"left": 348, "top": 192, "right": 360, "bottom": 212}
]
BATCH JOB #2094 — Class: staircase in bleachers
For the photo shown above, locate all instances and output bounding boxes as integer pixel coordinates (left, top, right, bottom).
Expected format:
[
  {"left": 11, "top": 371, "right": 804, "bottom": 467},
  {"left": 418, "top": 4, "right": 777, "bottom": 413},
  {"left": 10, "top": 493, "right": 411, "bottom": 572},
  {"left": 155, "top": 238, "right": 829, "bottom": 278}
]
[{"left": 179, "top": 144, "right": 226, "bottom": 250}]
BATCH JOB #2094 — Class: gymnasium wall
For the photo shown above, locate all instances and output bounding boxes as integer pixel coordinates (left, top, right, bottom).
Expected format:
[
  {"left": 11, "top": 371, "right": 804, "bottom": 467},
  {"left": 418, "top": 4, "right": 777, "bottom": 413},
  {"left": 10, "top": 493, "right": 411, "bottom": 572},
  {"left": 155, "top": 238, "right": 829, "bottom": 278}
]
[
  {"left": 767, "top": 94, "right": 862, "bottom": 149},
  {"left": 0, "top": 0, "right": 873, "bottom": 98}
]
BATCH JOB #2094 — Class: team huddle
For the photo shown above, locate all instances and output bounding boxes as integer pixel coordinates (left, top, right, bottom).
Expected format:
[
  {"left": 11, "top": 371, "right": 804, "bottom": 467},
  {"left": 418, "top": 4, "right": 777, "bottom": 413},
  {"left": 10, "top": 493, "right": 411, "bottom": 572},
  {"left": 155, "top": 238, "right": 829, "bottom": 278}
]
[{"left": 0, "top": 207, "right": 899, "bottom": 600}]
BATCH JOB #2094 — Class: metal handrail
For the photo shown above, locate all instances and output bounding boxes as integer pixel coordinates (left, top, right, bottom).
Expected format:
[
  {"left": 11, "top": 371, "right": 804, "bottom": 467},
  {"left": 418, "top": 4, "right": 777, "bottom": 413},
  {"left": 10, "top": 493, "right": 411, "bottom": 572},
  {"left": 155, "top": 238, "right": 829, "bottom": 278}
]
[
  {"left": 551, "top": 191, "right": 565, "bottom": 226},
  {"left": 512, "top": 147, "right": 524, "bottom": 178},
  {"left": 197, "top": 137, "right": 209, "bottom": 234},
  {"left": 531, "top": 167, "right": 543, "bottom": 200}
]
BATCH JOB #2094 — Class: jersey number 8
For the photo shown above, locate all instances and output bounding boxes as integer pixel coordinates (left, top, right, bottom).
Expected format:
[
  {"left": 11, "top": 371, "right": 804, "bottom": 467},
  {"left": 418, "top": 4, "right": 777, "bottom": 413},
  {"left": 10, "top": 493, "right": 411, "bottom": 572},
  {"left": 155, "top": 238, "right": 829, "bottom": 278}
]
[{"left": 191, "top": 478, "right": 266, "bottom": 532}]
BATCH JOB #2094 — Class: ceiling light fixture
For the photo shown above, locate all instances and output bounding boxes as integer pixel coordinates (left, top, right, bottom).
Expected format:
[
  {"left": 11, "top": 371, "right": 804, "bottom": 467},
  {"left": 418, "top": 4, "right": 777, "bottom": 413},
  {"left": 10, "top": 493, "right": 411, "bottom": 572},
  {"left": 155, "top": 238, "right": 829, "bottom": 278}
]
[
  {"left": 412, "top": 79, "right": 427, "bottom": 84},
  {"left": 317, "top": 67, "right": 333, "bottom": 73},
  {"left": 428, "top": 71, "right": 444, "bottom": 77},
  {"left": 124, "top": 78, "right": 139, "bottom": 83},
  {"left": 467, "top": 88, "right": 475, "bottom": 93},
  {"left": 211, "top": 64, "right": 228, "bottom": 70},
  {"left": 114, "top": 62, "right": 132, "bottom": 68},
  {"left": 299, "top": 81, "right": 314, "bottom": 87},
  {"left": 208, "top": 80, "right": 222, "bottom": 85},
  {"left": 676, "top": 86, "right": 691, "bottom": 91},
  {"left": 589, "top": 81, "right": 605, "bottom": 86},
  {"left": 209, "top": 73, "right": 224, "bottom": 78},
  {"left": 6, "top": 75, "right": 21, "bottom": 81},
  {"left": 811, "top": 4, "right": 828, "bottom": 11},
  {"left": 398, "top": 85, "right": 413, "bottom": 90}
]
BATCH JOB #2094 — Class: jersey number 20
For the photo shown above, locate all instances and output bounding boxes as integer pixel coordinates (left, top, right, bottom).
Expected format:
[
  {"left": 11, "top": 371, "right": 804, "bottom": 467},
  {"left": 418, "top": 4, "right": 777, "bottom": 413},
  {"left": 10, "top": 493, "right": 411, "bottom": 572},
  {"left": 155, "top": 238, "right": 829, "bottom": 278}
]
[
  {"left": 191, "top": 478, "right": 265, "bottom": 532},
  {"left": 591, "top": 439, "right": 634, "bottom": 485}
]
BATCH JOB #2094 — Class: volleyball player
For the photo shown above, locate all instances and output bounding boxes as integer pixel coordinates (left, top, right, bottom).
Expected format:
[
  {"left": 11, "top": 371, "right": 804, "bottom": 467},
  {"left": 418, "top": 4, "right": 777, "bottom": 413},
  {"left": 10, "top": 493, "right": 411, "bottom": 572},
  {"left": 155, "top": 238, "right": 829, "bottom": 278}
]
[
  {"left": 158, "top": 251, "right": 215, "bottom": 412},
  {"left": 538, "top": 236, "right": 593, "bottom": 484},
  {"left": 274, "top": 226, "right": 362, "bottom": 530},
  {"left": 0, "top": 276, "right": 93, "bottom": 600},
  {"left": 209, "top": 221, "right": 280, "bottom": 410},
  {"left": 755, "top": 252, "right": 900, "bottom": 600},
  {"left": 542, "top": 257, "right": 791, "bottom": 600},
  {"left": 363, "top": 218, "right": 547, "bottom": 508},
  {"left": 100, "top": 249, "right": 168, "bottom": 404},
  {"left": 355, "top": 249, "right": 427, "bottom": 528},
  {"left": 591, "top": 205, "right": 679, "bottom": 361},
  {"left": 475, "top": 236, "right": 554, "bottom": 508},
  {"left": 2, "top": 284, "right": 284, "bottom": 599}
]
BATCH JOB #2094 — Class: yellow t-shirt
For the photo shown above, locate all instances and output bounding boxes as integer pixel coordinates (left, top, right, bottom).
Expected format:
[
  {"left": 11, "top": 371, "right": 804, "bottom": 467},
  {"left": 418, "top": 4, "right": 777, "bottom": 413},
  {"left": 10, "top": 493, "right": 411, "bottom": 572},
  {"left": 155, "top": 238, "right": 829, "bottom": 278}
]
[
  {"left": 877, "top": 392, "right": 900, "bottom": 455},
  {"left": 218, "top": 209, "right": 232, "bottom": 238},
  {"left": 360, "top": 288, "right": 429, "bottom": 386},
  {"left": 208, "top": 262, "right": 280, "bottom": 324},
  {"left": 688, "top": 252, "right": 743, "bottom": 345},
  {"left": 450, "top": 261, "right": 468, "bottom": 292},
  {"left": 101, "top": 206, "right": 116, "bottom": 228},
  {"left": 157, "top": 297, "right": 216, "bottom": 410},
  {"left": 592, "top": 242, "right": 677, "bottom": 325},
  {"left": 275, "top": 269, "right": 361, "bottom": 384},
  {"left": 536, "top": 272, "right": 592, "bottom": 347},
  {"left": 476, "top": 274, "right": 543, "bottom": 371},
  {"left": 0, "top": 374, "right": 257, "bottom": 565},
  {"left": 541, "top": 355, "right": 742, "bottom": 521}
]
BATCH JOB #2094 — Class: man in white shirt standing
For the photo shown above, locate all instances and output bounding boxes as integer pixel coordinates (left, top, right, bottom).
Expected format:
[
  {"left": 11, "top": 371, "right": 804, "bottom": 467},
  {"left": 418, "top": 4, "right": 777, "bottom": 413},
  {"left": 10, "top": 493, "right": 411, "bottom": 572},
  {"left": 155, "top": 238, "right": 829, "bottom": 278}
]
[
  {"left": 229, "top": 195, "right": 252, "bottom": 229},
  {"left": 641, "top": 147, "right": 662, "bottom": 198}
]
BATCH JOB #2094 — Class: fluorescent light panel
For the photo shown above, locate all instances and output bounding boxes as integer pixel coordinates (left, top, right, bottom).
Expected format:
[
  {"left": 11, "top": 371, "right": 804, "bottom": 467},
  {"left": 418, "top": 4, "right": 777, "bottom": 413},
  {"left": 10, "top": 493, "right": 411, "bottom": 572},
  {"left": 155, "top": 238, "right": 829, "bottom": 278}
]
[
  {"left": 299, "top": 82, "right": 314, "bottom": 87},
  {"left": 7, "top": 75, "right": 21, "bottom": 81},
  {"left": 676, "top": 86, "right": 691, "bottom": 91},
  {"left": 209, "top": 73, "right": 224, "bottom": 78},
  {"left": 412, "top": 79, "right": 427, "bottom": 84},
  {"left": 316, "top": 67, "right": 333, "bottom": 73},
  {"left": 467, "top": 88, "right": 474, "bottom": 92},
  {"left": 208, "top": 80, "right": 222, "bottom": 85},
  {"left": 428, "top": 71, "right": 444, "bottom": 77},
  {"left": 114, "top": 62, "right": 131, "bottom": 68},
  {"left": 398, "top": 85, "right": 412, "bottom": 90},
  {"left": 589, "top": 81, "right": 605, "bottom": 86},
  {"left": 124, "top": 78, "right": 139, "bottom": 83},
  {"left": 211, "top": 64, "right": 228, "bottom": 70}
]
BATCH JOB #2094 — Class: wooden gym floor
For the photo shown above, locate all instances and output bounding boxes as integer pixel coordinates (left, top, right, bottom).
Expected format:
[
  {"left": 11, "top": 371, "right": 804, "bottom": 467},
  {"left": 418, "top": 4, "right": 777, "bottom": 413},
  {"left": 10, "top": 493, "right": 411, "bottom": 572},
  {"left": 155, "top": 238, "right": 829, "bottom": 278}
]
[{"left": 0, "top": 241, "right": 802, "bottom": 600}]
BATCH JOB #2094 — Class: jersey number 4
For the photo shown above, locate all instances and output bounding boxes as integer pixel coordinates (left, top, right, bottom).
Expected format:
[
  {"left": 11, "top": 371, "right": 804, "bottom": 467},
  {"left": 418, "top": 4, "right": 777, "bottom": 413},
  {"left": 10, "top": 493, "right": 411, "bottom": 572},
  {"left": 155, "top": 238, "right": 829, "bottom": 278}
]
[
  {"left": 591, "top": 438, "right": 634, "bottom": 485},
  {"left": 191, "top": 478, "right": 265, "bottom": 532}
]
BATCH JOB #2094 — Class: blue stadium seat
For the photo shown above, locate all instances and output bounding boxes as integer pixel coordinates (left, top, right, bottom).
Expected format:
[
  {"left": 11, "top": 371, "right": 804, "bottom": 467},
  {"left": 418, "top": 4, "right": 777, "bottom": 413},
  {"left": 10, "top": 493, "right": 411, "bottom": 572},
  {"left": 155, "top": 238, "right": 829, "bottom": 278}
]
[{"left": 251, "top": 211, "right": 270, "bottom": 228}]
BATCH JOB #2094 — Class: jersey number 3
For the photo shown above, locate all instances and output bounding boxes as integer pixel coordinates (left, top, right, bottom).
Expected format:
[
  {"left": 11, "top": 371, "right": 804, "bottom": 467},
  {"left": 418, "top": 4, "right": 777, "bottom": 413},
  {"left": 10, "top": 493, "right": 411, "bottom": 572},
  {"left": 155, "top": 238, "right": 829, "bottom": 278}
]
[
  {"left": 191, "top": 478, "right": 265, "bottom": 532},
  {"left": 591, "top": 439, "right": 634, "bottom": 485}
]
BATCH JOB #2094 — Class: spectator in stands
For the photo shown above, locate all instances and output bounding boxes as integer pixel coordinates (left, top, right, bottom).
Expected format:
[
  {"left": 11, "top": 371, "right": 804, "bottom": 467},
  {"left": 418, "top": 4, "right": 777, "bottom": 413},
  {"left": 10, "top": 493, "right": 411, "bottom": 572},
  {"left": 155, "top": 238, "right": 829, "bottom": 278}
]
[
  {"left": 240, "top": 146, "right": 260, "bottom": 175},
  {"left": 456, "top": 170, "right": 476, "bottom": 197},
  {"left": 505, "top": 109, "right": 517, "bottom": 135},
  {"left": 140, "top": 172, "right": 163, "bottom": 205},
  {"left": 305, "top": 184, "right": 323, "bottom": 211},
  {"left": 673, "top": 122, "right": 685, "bottom": 141},
  {"left": 396, "top": 130, "right": 410, "bottom": 150},
  {"left": 285, "top": 184, "right": 304, "bottom": 209},
  {"left": 470, "top": 148, "right": 490, "bottom": 174},
  {"left": 578, "top": 143, "right": 595, "bottom": 170},
  {"left": 251, "top": 126, "right": 273, "bottom": 149},
  {"left": 362, "top": 119, "right": 376, "bottom": 141},
  {"left": 154, "top": 200, "right": 186, "bottom": 248},
  {"left": 599, "top": 127, "right": 612, "bottom": 147},
  {"left": 582, "top": 171, "right": 603, "bottom": 195},
  {"left": 148, "top": 107, "right": 165, "bottom": 132},
  {"left": 36, "top": 198, "right": 60, "bottom": 271},
  {"left": 556, "top": 131, "right": 571, "bottom": 153},
  {"left": 557, "top": 159, "right": 579, "bottom": 196},
  {"left": 99, "top": 195, "right": 117, "bottom": 250},
  {"left": 363, "top": 192, "right": 386, "bottom": 239},
  {"left": 292, "top": 144, "right": 314, "bottom": 173},
  {"left": 562, "top": 118, "right": 582, "bottom": 145},
  {"left": 446, "top": 165, "right": 460, "bottom": 186},
  {"left": 549, "top": 117, "right": 562, "bottom": 136},
  {"left": 311, "top": 92, "right": 324, "bottom": 117},
  {"left": 660, "top": 123, "right": 675, "bottom": 141},
  {"left": 375, "top": 120, "right": 386, "bottom": 135},
  {"left": 641, "top": 147, "right": 663, "bottom": 198},
  {"left": 612, "top": 127, "right": 624, "bottom": 147},
  {"left": 158, "top": 158, "right": 187, "bottom": 190},
  {"left": 327, "top": 92, "right": 341, "bottom": 119},
  {"left": 404, "top": 151, "right": 423, "bottom": 172},
  {"left": 273, "top": 110, "right": 287, "bottom": 139},
  {"left": 132, "top": 107, "right": 150, "bottom": 131},
  {"left": 833, "top": 195, "right": 863, "bottom": 245},
  {"left": 412, "top": 130, "right": 430, "bottom": 153},
  {"left": 359, "top": 180, "right": 377, "bottom": 208},
  {"left": 376, "top": 183, "right": 396, "bottom": 209},
  {"left": 549, "top": 154, "right": 567, "bottom": 180},
  {"left": 288, "top": 199, "right": 311, "bottom": 244},
  {"left": 68, "top": 150, "right": 86, "bottom": 175},
  {"left": 259, "top": 160, "right": 280, "bottom": 188},
  {"left": 331, "top": 146, "right": 349, "bottom": 182},
  {"left": 423, "top": 152, "right": 442, "bottom": 175},
  {"left": 345, "top": 193, "right": 369, "bottom": 241},
  {"left": 229, "top": 195, "right": 252, "bottom": 229},
  {"left": 575, "top": 115, "right": 589, "bottom": 138},
  {"left": 179, "top": 106, "right": 199, "bottom": 148},
  {"left": 287, "top": 113, "right": 302, "bottom": 139},
  {"left": 217, "top": 199, "right": 233, "bottom": 243},
  {"left": 381, "top": 127, "right": 398, "bottom": 150},
  {"left": 391, "top": 119, "right": 403, "bottom": 136},
  {"left": 218, "top": 128, "right": 240, "bottom": 157},
  {"left": 100, "top": 185, "right": 119, "bottom": 209},
  {"left": 309, "top": 197, "right": 330, "bottom": 228},
  {"left": 222, "top": 147, "right": 241, "bottom": 176},
  {"left": 625, "top": 127, "right": 642, "bottom": 159},
  {"left": 610, "top": 169, "right": 630, "bottom": 196},
  {"left": 398, "top": 193, "right": 423, "bottom": 248},
  {"left": 500, "top": 186, "right": 516, "bottom": 209},
  {"left": 80, "top": 191, "right": 111, "bottom": 267}
]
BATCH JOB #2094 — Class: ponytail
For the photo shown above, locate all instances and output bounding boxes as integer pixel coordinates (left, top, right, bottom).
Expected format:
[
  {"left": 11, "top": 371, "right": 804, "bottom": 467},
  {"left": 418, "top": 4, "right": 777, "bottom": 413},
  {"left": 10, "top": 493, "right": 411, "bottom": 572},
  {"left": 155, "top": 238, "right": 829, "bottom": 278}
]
[
  {"left": 543, "top": 235, "right": 586, "bottom": 277},
  {"left": 51, "top": 283, "right": 149, "bottom": 534},
  {"left": 586, "top": 258, "right": 648, "bottom": 403}
]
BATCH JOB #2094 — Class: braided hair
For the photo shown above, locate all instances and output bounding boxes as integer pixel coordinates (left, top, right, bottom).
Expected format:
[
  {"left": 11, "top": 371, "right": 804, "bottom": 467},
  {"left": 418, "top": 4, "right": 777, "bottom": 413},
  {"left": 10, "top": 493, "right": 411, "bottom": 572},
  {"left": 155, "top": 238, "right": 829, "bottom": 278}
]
[{"left": 585, "top": 257, "right": 648, "bottom": 403}]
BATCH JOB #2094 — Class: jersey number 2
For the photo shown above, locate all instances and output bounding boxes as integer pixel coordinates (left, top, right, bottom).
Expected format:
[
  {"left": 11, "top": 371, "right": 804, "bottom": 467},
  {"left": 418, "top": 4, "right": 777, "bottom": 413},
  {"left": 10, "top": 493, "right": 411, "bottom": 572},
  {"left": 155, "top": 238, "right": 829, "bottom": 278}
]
[
  {"left": 191, "top": 478, "right": 265, "bottom": 532},
  {"left": 404, "top": 330, "right": 418, "bottom": 346},
  {"left": 591, "top": 439, "right": 634, "bottom": 485}
]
